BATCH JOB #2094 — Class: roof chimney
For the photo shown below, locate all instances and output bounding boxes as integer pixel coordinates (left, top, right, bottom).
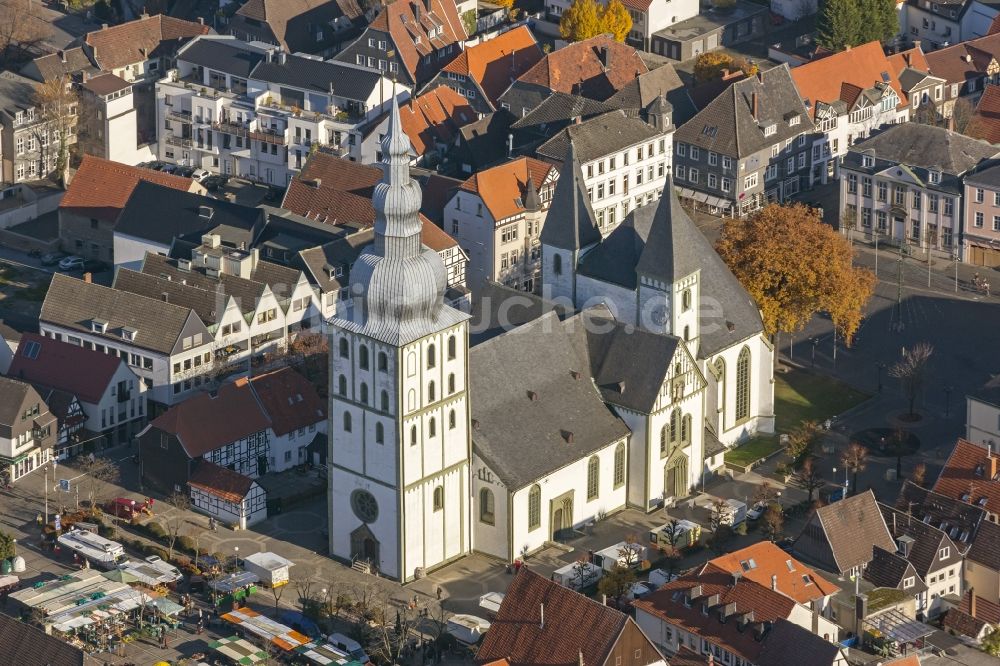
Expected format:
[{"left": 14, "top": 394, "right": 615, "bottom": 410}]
[
  {"left": 770, "top": 575, "right": 777, "bottom": 591},
  {"left": 564, "top": 431, "right": 575, "bottom": 444},
  {"left": 751, "top": 92, "right": 758, "bottom": 120},
  {"left": 83, "top": 272, "right": 92, "bottom": 283},
  {"left": 990, "top": 450, "right": 999, "bottom": 480},
  {"left": 161, "top": 292, "right": 169, "bottom": 302},
  {"left": 59, "top": 50, "right": 66, "bottom": 63},
  {"left": 527, "top": 390, "right": 538, "bottom": 401},
  {"left": 599, "top": 45, "right": 611, "bottom": 70},
  {"left": 578, "top": 650, "right": 584, "bottom": 666},
  {"left": 904, "top": 52, "right": 912, "bottom": 67}
]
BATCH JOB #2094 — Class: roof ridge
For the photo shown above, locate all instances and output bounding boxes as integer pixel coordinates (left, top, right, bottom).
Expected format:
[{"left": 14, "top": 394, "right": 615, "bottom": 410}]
[{"left": 50, "top": 272, "right": 195, "bottom": 316}]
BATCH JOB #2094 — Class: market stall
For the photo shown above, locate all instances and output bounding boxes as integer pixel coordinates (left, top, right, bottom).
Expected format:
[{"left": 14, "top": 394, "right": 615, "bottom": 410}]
[
  {"left": 221, "top": 606, "right": 311, "bottom": 652},
  {"left": 209, "top": 635, "right": 269, "bottom": 664},
  {"left": 295, "top": 640, "right": 367, "bottom": 666},
  {"left": 209, "top": 571, "right": 260, "bottom": 608},
  {"left": 242, "top": 552, "right": 294, "bottom": 588},
  {"left": 148, "top": 597, "right": 184, "bottom": 626},
  {"left": 48, "top": 587, "right": 150, "bottom": 651},
  {"left": 10, "top": 570, "right": 129, "bottom": 619}
]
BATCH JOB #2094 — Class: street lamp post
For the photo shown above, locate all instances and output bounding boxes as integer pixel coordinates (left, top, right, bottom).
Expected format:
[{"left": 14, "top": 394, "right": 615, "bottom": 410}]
[
  {"left": 876, "top": 362, "right": 886, "bottom": 393},
  {"left": 811, "top": 338, "right": 818, "bottom": 367},
  {"left": 233, "top": 546, "right": 239, "bottom": 573}
]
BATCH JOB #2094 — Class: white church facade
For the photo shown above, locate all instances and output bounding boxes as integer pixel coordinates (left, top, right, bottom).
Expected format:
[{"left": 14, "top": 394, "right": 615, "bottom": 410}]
[{"left": 328, "top": 101, "right": 775, "bottom": 580}]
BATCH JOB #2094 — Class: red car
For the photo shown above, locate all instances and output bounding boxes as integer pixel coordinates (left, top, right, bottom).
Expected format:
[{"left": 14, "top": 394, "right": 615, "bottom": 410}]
[{"left": 103, "top": 497, "right": 151, "bottom": 519}]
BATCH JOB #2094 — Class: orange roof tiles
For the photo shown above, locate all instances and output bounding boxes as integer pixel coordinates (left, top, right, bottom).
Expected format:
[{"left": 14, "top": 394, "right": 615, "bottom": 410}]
[
  {"left": 933, "top": 439, "right": 1000, "bottom": 515},
  {"left": 248, "top": 367, "right": 325, "bottom": 437},
  {"left": 188, "top": 461, "right": 255, "bottom": 503},
  {"left": 887, "top": 47, "right": 929, "bottom": 76},
  {"left": 420, "top": 217, "right": 459, "bottom": 251},
  {"left": 925, "top": 34, "right": 1000, "bottom": 85},
  {"left": 516, "top": 35, "right": 647, "bottom": 98},
  {"left": 441, "top": 26, "right": 542, "bottom": 106},
  {"left": 790, "top": 41, "right": 908, "bottom": 118},
  {"left": 9, "top": 332, "right": 123, "bottom": 404},
  {"left": 84, "top": 14, "right": 210, "bottom": 72},
  {"left": 60, "top": 155, "right": 199, "bottom": 223},
  {"left": 965, "top": 84, "right": 1000, "bottom": 144},
  {"left": 459, "top": 156, "right": 555, "bottom": 221},
  {"left": 399, "top": 86, "right": 476, "bottom": 156},
  {"left": 368, "top": 0, "right": 466, "bottom": 83},
  {"left": 701, "top": 542, "right": 839, "bottom": 606}
]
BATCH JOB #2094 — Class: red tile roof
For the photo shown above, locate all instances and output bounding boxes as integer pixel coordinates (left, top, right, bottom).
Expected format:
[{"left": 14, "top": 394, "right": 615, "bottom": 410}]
[
  {"left": 933, "top": 439, "right": 1000, "bottom": 515},
  {"left": 701, "top": 542, "right": 839, "bottom": 606},
  {"left": 790, "top": 41, "right": 909, "bottom": 118},
  {"left": 441, "top": 26, "right": 542, "bottom": 107},
  {"left": 886, "top": 47, "right": 929, "bottom": 76},
  {"left": 248, "top": 367, "right": 325, "bottom": 436},
  {"left": 399, "top": 86, "right": 476, "bottom": 156},
  {"left": 8, "top": 332, "right": 123, "bottom": 404},
  {"left": 476, "top": 568, "right": 631, "bottom": 666},
  {"left": 515, "top": 35, "right": 647, "bottom": 98},
  {"left": 943, "top": 588, "right": 1000, "bottom": 639},
  {"left": 84, "top": 14, "right": 210, "bottom": 72},
  {"left": 60, "top": 155, "right": 198, "bottom": 223},
  {"left": 966, "top": 84, "right": 1000, "bottom": 144},
  {"left": 925, "top": 34, "right": 1000, "bottom": 85},
  {"left": 188, "top": 460, "right": 255, "bottom": 503},
  {"left": 368, "top": 0, "right": 466, "bottom": 83},
  {"left": 281, "top": 150, "right": 459, "bottom": 249},
  {"left": 150, "top": 377, "right": 272, "bottom": 457},
  {"left": 634, "top": 570, "right": 797, "bottom": 662},
  {"left": 459, "top": 156, "right": 555, "bottom": 220}
]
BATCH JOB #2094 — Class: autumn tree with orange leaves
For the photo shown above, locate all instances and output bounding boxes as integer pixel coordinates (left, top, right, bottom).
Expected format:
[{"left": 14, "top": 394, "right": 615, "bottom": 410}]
[{"left": 716, "top": 203, "right": 876, "bottom": 352}]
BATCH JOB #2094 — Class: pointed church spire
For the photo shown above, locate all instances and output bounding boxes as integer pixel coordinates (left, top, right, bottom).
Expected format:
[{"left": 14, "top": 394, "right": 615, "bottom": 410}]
[
  {"left": 539, "top": 138, "right": 601, "bottom": 251},
  {"left": 372, "top": 92, "right": 422, "bottom": 259},
  {"left": 636, "top": 174, "right": 701, "bottom": 284},
  {"left": 523, "top": 174, "right": 541, "bottom": 212}
]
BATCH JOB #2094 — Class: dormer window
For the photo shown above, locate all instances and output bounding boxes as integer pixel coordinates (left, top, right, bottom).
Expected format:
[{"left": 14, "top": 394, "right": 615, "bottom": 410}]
[
  {"left": 928, "top": 169, "right": 941, "bottom": 184},
  {"left": 903, "top": 576, "right": 915, "bottom": 589},
  {"left": 121, "top": 327, "right": 137, "bottom": 342},
  {"left": 862, "top": 154, "right": 874, "bottom": 168},
  {"left": 91, "top": 319, "right": 108, "bottom": 334},
  {"left": 763, "top": 124, "right": 776, "bottom": 136},
  {"left": 789, "top": 115, "right": 800, "bottom": 126}
]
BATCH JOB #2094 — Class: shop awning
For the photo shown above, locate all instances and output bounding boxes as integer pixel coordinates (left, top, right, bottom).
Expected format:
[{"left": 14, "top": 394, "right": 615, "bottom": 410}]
[
  {"left": 210, "top": 635, "right": 268, "bottom": 665},
  {"left": 209, "top": 571, "right": 260, "bottom": 593},
  {"left": 149, "top": 597, "right": 184, "bottom": 617}
]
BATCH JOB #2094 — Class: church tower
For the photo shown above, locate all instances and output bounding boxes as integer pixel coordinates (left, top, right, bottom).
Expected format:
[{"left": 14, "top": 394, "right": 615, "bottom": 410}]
[
  {"left": 539, "top": 140, "right": 601, "bottom": 303},
  {"left": 327, "top": 97, "right": 472, "bottom": 582}
]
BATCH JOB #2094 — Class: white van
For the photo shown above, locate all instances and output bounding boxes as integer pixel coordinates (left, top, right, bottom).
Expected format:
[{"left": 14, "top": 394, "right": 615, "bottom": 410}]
[{"left": 327, "top": 633, "right": 369, "bottom": 663}]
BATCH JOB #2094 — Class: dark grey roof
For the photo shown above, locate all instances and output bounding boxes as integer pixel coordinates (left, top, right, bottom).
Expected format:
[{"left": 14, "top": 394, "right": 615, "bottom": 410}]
[
  {"left": 114, "top": 268, "right": 229, "bottom": 325},
  {"left": 968, "top": 518, "right": 1000, "bottom": 570},
  {"left": 250, "top": 54, "right": 383, "bottom": 101},
  {"left": 536, "top": 110, "right": 663, "bottom": 163},
  {"left": 578, "top": 182, "right": 765, "bottom": 356},
  {"left": 0, "top": 71, "right": 38, "bottom": 117},
  {"left": 606, "top": 65, "right": 696, "bottom": 125},
  {"left": 21, "top": 46, "right": 98, "bottom": 83},
  {"left": 115, "top": 181, "right": 263, "bottom": 247},
  {"left": 0, "top": 376, "right": 33, "bottom": 428},
  {"left": 704, "top": 428, "right": 726, "bottom": 457},
  {"left": 469, "top": 309, "right": 630, "bottom": 490},
  {"left": 961, "top": 160, "right": 1000, "bottom": 188},
  {"left": 848, "top": 123, "right": 1000, "bottom": 175},
  {"left": 864, "top": 545, "right": 927, "bottom": 593},
  {"left": 40, "top": 273, "right": 201, "bottom": 355},
  {"left": 468, "top": 279, "right": 572, "bottom": 345},
  {"left": 0, "top": 613, "right": 93, "bottom": 665},
  {"left": 793, "top": 490, "right": 894, "bottom": 575},
  {"left": 583, "top": 312, "right": 685, "bottom": 413},
  {"left": 509, "top": 92, "right": 618, "bottom": 130},
  {"left": 178, "top": 37, "right": 267, "bottom": 78},
  {"left": 140, "top": 253, "right": 266, "bottom": 315},
  {"left": 297, "top": 230, "right": 374, "bottom": 294},
  {"left": 879, "top": 503, "right": 963, "bottom": 577},
  {"left": 538, "top": 140, "right": 601, "bottom": 252},
  {"left": 897, "top": 481, "right": 986, "bottom": 545},
  {"left": 250, "top": 258, "right": 302, "bottom": 300},
  {"left": 756, "top": 619, "right": 842, "bottom": 666},
  {"left": 898, "top": 67, "right": 934, "bottom": 92},
  {"left": 674, "top": 64, "right": 809, "bottom": 158}
]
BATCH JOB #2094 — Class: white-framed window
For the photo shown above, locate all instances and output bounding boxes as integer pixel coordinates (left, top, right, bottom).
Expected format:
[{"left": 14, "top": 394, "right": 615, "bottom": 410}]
[
  {"left": 708, "top": 151, "right": 718, "bottom": 166},
  {"left": 708, "top": 173, "right": 718, "bottom": 188},
  {"left": 689, "top": 168, "right": 699, "bottom": 183},
  {"left": 722, "top": 156, "right": 732, "bottom": 170},
  {"left": 744, "top": 173, "right": 758, "bottom": 189},
  {"left": 903, "top": 576, "right": 915, "bottom": 589},
  {"left": 676, "top": 143, "right": 686, "bottom": 157},
  {"left": 721, "top": 177, "right": 732, "bottom": 192},
  {"left": 690, "top": 146, "right": 700, "bottom": 160}
]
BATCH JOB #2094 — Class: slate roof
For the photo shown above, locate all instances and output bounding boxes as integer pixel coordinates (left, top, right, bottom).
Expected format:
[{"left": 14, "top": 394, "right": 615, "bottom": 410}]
[
  {"left": 439, "top": 25, "right": 542, "bottom": 108},
  {"left": 538, "top": 141, "right": 601, "bottom": 252},
  {"left": 793, "top": 490, "right": 895, "bottom": 574},
  {"left": 8, "top": 332, "right": 123, "bottom": 404},
  {"left": 510, "top": 92, "right": 619, "bottom": 130},
  {"left": 231, "top": 0, "right": 363, "bottom": 53},
  {"left": 0, "top": 613, "right": 94, "bottom": 665},
  {"left": 847, "top": 123, "right": 1000, "bottom": 175},
  {"left": 140, "top": 253, "right": 266, "bottom": 315},
  {"left": 897, "top": 480, "right": 985, "bottom": 547},
  {"left": 113, "top": 268, "right": 232, "bottom": 325},
  {"left": 476, "top": 568, "right": 633, "bottom": 666},
  {"left": 188, "top": 460, "right": 255, "bottom": 503},
  {"left": 536, "top": 110, "right": 664, "bottom": 164},
  {"left": 967, "top": 518, "right": 1000, "bottom": 570},
  {"left": 0, "top": 71, "right": 40, "bottom": 117},
  {"left": 755, "top": 619, "right": 843, "bottom": 666},
  {"left": 577, "top": 180, "right": 765, "bottom": 356},
  {"left": 607, "top": 64, "right": 696, "bottom": 124},
  {"left": 933, "top": 439, "right": 1000, "bottom": 516},
  {"left": 248, "top": 367, "right": 325, "bottom": 436},
  {"left": 177, "top": 37, "right": 267, "bottom": 78},
  {"left": 701, "top": 542, "right": 840, "bottom": 605},
  {"left": 60, "top": 155, "right": 197, "bottom": 223},
  {"left": 453, "top": 111, "right": 511, "bottom": 171},
  {"left": 674, "top": 64, "right": 809, "bottom": 159},
  {"left": 879, "top": 503, "right": 963, "bottom": 577},
  {"left": 965, "top": 84, "right": 1000, "bottom": 145},
  {"left": 149, "top": 377, "right": 272, "bottom": 456},
  {"left": 863, "top": 545, "right": 927, "bottom": 594},
  {"left": 250, "top": 54, "right": 384, "bottom": 101},
  {"left": 458, "top": 156, "right": 554, "bottom": 221},
  {"left": 84, "top": 14, "right": 210, "bottom": 71},
  {"left": 469, "top": 309, "right": 630, "bottom": 490},
  {"left": 0, "top": 376, "right": 35, "bottom": 429},
  {"left": 634, "top": 570, "right": 796, "bottom": 662},
  {"left": 115, "top": 180, "right": 263, "bottom": 247},
  {"left": 40, "top": 273, "right": 199, "bottom": 355}
]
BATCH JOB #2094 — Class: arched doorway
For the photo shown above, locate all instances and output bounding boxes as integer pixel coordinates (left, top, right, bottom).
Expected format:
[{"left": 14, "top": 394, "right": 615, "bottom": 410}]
[
  {"left": 550, "top": 492, "right": 574, "bottom": 540},
  {"left": 664, "top": 448, "right": 689, "bottom": 500},
  {"left": 350, "top": 524, "right": 380, "bottom": 570}
]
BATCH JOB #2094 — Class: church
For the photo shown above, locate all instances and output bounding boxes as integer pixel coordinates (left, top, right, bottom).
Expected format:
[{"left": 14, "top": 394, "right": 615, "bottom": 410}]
[{"left": 327, "top": 98, "right": 775, "bottom": 581}]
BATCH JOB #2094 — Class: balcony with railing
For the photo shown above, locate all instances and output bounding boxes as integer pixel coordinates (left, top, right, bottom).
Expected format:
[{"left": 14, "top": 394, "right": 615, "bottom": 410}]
[{"left": 166, "top": 134, "right": 193, "bottom": 147}]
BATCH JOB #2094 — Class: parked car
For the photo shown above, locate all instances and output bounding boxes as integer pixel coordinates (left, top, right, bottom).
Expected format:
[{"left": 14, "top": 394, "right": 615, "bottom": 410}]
[
  {"left": 160, "top": 164, "right": 178, "bottom": 174},
  {"left": 201, "top": 174, "right": 229, "bottom": 191},
  {"left": 627, "top": 581, "right": 657, "bottom": 600},
  {"left": 191, "top": 168, "right": 211, "bottom": 181},
  {"left": 776, "top": 537, "right": 796, "bottom": 552},
  {"left": 747, "top": 501, "right": 769, "bottom": 521},
  {"left": 40, "top": 251, "right": 66, "bottom": 266},
  {"left": 58, "top": 255, "right": 85, "bottom": 271},
  {"left": 174, "top": 165, "right": 195, "bottom": 178},
  {"left": 146, "top": 161, "right": 168, "bottom": 171}
]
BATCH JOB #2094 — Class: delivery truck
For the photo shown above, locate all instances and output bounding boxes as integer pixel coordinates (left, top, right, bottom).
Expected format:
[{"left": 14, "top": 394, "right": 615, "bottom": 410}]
[{"left": 57, "top": 529, "right": 127, "bottom": 570}]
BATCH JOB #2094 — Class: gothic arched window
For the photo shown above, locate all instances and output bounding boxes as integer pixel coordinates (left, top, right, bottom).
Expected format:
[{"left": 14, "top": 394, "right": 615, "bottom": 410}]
[
  {"left": 587, "top": 456, "right": 600, "bottom": 500},
  {"left": 447, "top": 335, "right": 456, "bottom": 360},
  {"left": 433, "top": 486, "right": 444, "bottom": 511},
  {"left": 343, "top": 411, "right": 352, "bottom": 432},
  {"left": 528, "top": 485, "right": 541, "bottom": 530},
  {"left": 377, "top": 351, "right": 388, "bottom": 372},
  {"left": 480, "top": 488, "right": 495, "bottom": 525},
  {"left": 359, "top": 345, "right": 369, "bottom": 370},
  {"left": 339, "top": 338, "right": 349, "bottom": 358},
  {"left": 375, "top": 422, "right": 384, "bottom": 444},
  {"left": 614, "top": 443, "right": 625, "bottom": 488},
  {"left": 427, "top": 344, "right": 436, "bottom": 369},
  {"left": 736, "top": 347, "right": 751, "bottom": 422}
]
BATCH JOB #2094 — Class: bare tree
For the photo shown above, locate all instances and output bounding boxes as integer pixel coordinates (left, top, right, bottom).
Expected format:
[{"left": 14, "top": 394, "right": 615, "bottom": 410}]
[
  {"left": 751, "top": 481, "right": 779, "bottom": 506},
  {"left": 890, "top": 342, "right": 934, "bottom": 418},
  {"left": 762, "top": 504, "right": 784, "bottom": 542},
  {"left": 0, "top": 0, "right": 51, "bottom": 68},
  {"left": 367, "top": 595, "right": 416, "bottom": 665},
  {"left": 163, "top": 492, "right": 191, "bottom": 561},
  {"left": 841, "top": 442, "right": 869, "bottom": 496},
  {"left": 795, "top": 456, "right": 825, "bottom": 504},
  {"left": 270, "top": 580, "right": 287, "bottom": 616},
  {"left": 786, "top": 420, "right": 820, "bottom": 467},
  {"left": 911, "top": 462, "right": 927, "bottom": 487},
  {"left": 33, "top": 75, "right": 78, "bottom": 186},
  {"left": 951, "top": 96, "right": 976, "bottom": 135},
  {"left": 293, "top": 567, "right": 317, "bottom": 615},
  {"left": 78, "top": 456, "right": 120, "bottom": 511},
  {"left": 709, "top": 498, "right": 734, "bottom": 554}
]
